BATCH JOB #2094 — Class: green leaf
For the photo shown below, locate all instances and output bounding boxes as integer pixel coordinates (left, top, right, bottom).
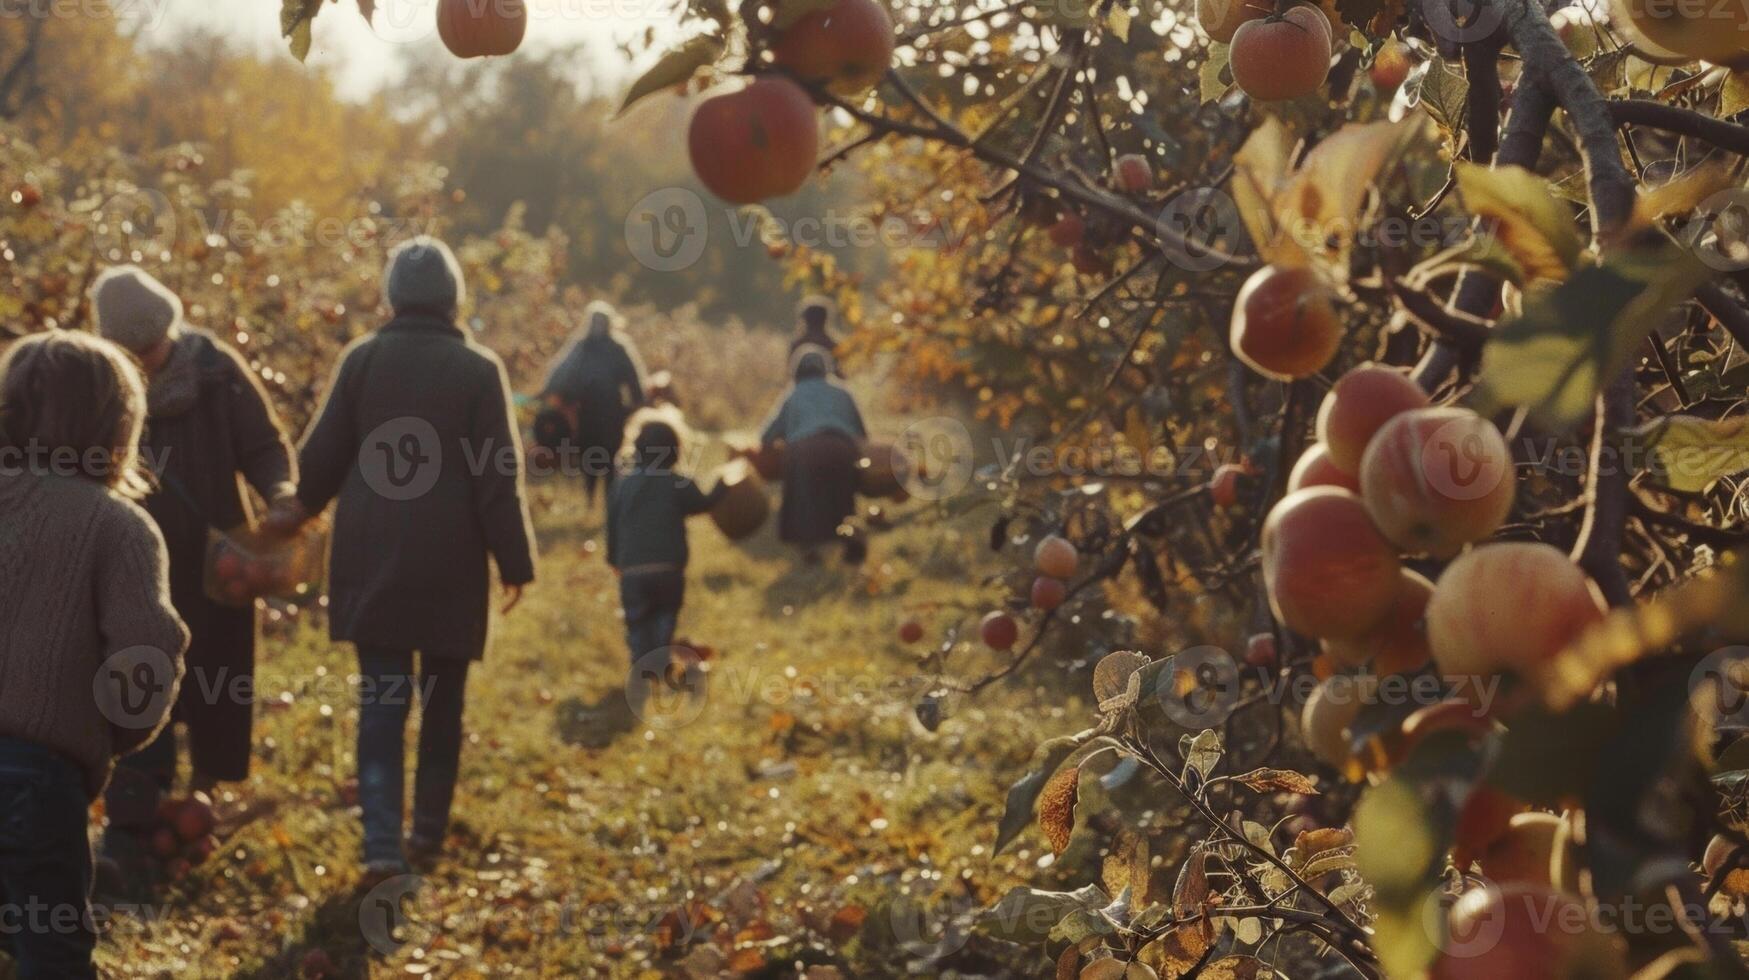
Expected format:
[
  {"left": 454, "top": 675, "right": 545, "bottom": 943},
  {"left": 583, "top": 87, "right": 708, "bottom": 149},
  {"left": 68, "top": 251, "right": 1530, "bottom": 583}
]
[
  {"left": 619, "top": 34, "right": 726, "bottom": 116},
  {"left": 1181, "top": 729, "right": 1223, "bottom": 784},
  {"left": 1353, "top": 730, "right": 1478, "bottom": 979},
  {"left": 1408, "top": 57, "right": 1469, "bottom": 135},
  {"left": 975, "top": 883, "right": 1109, "bottom": 944},
  {"left": 1487, "top": 702, "right": 1620, "bottom": 807},
  {"left": 1476, "top": 243, "right": 1710, "bottom": 431},
  {"left": 1107, "top": 5, "right": 1133, "bottom": 41},
  {"left": 1624, "top": 415, "right": 1749, "bottom": 493},
  {"left": 1200, "top": 43, "right": 1231, "bottom": 105},
  {"left": 1454, "top": 163, "right": 1585, "bottom": 282},
  {"left": 993, "top": 730, "right": 1095, "bottom": 854},
  {"left": 280, "top": 0, "right": 325, "bottom": 62}
]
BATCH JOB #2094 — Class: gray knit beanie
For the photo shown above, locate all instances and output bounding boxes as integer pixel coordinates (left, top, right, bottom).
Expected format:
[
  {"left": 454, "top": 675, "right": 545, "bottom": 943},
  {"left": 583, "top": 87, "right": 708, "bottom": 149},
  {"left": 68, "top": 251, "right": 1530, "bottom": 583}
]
[
  {"left": 91, "top": 265, "right": 183, "bottom": 354},
  {"left": 384, "top": 236, "right": 466, "bottom": 317}
]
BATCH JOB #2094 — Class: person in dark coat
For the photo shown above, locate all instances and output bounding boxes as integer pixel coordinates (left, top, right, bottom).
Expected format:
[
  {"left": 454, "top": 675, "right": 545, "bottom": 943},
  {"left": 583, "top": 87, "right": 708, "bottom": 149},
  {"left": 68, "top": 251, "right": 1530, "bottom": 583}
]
[
  {"left": 787, "top": 297, "right": 844, "bottom": 377},
  {"left": 540, "top": 301, "right": 647, "bottom": 508},
  {"left": 291, "top": 237, "right": 538, "bottom": 876},
  {"left": 759, "top": 347, "right": 867, "bottom": 560},
  {"left": 91, "top": 266, "right": 298, "bottom": 799},
  {"left": 606, "top": 416, "right": 727, "bottom": 720}
]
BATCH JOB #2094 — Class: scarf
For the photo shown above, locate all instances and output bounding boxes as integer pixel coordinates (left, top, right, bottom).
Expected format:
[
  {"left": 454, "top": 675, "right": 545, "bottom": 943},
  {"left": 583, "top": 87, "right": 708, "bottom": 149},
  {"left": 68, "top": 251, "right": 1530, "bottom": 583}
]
[{"left": 146, "top": 331, "right": 205, "bottom": 420}]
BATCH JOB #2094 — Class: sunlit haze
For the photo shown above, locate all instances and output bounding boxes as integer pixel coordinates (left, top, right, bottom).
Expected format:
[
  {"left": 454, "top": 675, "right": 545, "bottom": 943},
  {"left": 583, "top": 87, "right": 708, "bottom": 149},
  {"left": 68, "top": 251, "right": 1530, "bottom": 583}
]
[{"left": 140, "top": 0, "right": 680, "bottom": 99}]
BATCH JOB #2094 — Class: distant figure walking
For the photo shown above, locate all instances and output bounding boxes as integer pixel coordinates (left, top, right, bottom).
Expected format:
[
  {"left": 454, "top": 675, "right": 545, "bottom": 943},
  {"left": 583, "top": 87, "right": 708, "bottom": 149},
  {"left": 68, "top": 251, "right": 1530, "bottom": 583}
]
[
  {"left": 759, "top": 347, "right": 867, "bottom": 561},
  {"left": 90, "top": 265, "right": 299, "bottom": 805},
  {"left": 290, "top": 237, "right": 537, "bottom": 877},
  {"left": 788, "top": 296, "right": 844, "bottom": 377},
  {"left": 0, "top": 331, "right": 189, "bottom": 979},
  {"left": 541, "top": 301, "right": 647, "bottom": 507}
]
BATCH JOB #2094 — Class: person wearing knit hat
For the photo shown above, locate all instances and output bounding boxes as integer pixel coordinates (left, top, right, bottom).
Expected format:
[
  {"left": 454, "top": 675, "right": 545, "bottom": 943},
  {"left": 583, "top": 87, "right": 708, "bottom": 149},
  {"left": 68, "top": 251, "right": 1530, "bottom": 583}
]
[
  {"left": 383, "top": 235, "right": 467, "bottom": 318},
  {"left": 291, "top": 235, "right": 537, "bottom": 878},
  {"left": 91, "top": 265, "right": 184, "bottom": 373},
  {"left": 91, "top": 264, "right": 299, "bottom": 894},
  {"left": 539, "top": 299, "right": 648, "bottom": 509}
]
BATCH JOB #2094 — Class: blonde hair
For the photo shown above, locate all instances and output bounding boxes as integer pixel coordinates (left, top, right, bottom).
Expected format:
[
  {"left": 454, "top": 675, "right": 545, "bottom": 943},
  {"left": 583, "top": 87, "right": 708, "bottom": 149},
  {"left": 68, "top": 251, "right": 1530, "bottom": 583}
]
[{"left": 0, "top": 331, "right": 152, "bottom": 498}]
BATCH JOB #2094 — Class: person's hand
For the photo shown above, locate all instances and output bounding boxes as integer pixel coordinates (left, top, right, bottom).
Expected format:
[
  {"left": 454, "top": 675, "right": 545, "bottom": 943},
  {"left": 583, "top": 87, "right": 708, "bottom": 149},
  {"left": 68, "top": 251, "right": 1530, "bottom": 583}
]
[
  {"left": 501, "top": 583, "right": 525, "bottom": 615},
  {"left": 260, "top": 496, "right": 308, "bottom": 539}
]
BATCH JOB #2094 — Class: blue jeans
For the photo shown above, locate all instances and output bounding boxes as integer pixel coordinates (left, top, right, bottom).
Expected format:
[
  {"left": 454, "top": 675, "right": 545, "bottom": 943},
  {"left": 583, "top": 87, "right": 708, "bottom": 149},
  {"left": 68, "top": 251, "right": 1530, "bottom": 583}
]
[
  {"left": 620, "top": 570, "right": 685, "bottom": 713},
  {"left": 355, "top": 650, "right": 471, "bottom": 867},
  {"left": 0, "top": 738, "right": 97, "bottom": 979}
]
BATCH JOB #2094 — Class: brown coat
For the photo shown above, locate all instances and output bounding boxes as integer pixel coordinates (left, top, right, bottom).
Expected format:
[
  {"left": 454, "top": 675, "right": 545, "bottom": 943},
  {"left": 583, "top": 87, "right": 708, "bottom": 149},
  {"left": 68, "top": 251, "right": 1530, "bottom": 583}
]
[
  {"left": 296, "top": 314, "right": 537, "bottom": 661},
  {"left": 0, "top": 471, "right": 189, "bottom": 796}
]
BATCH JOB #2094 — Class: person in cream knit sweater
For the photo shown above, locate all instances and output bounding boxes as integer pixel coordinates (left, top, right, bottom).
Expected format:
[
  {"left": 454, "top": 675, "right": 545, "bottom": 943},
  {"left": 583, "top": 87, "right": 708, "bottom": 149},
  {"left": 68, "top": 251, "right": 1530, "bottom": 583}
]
[{"left": 0, "top": 331, "right": 188, "bottom": 979}]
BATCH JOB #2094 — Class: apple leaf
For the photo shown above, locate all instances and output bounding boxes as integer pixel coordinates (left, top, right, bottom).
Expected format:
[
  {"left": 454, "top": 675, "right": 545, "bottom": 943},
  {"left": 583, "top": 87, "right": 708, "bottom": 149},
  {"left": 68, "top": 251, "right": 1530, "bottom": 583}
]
[
  {"left": 1037, "top": 765, "right": 1080, "bottom": 856},
  {"left": 1538, "top": 551, "right": 1749, "bottom": 713},
  {"left": 1724, "top": 70, "right": 1749, "bottom": 118},
  {"left": 1454, "top": 163, "right": 1585, "bottom": 282},
  {"left": 1200, "top": 43, "right": 1231, "bottom": 104},
  {"left": 1353, "top": 732, "right": 1477, "bottom": 980},
  {"left": 1107, "top": 5, "right": 1133, "bottom": 41},
  {"left": 619, "top": 34, "right": 726, "bottom": 116},
  {"left": 1404, "top": 56, "right": 1468, "bottom": 136},
  {"left": 974, "top": 883, "right": 1108, "bottom": 944},
  {"left": 1233, "top": 767, "right": 1319, "bottom": 795},
  {"left": 1476, "top": 241, "right": 1709, "bottom": 431},
  {"left": 280, "top": 0, "right": 325, "bottom": 62},
  {"left": 1625, "top": 414, "right": 1749, "bottom": 493},
  {"left": 993, "top": 729, "right": 1095, "bottom": 854}
]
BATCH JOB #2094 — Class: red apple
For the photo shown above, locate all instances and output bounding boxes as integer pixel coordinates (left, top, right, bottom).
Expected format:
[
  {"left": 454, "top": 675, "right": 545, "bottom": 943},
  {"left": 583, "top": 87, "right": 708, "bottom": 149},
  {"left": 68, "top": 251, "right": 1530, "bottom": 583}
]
[
  {"left": 1316, "top": 364, "right": 1430, "bottom": 474},
  {"left": 1245, "top": 632, "right": 1278, "bottom": 668},
  {"left": 1034, "top": 536, "right": 1080, "bottom": 580},
  {"left": 1288, "top": 443, "right": 1361, "bottom": 494},
  {"left": 1230, "top": 264, "right": 1343, "bottom": 381},
  {"left": 1031, "top": 576, "right": 1068, "bottom": 611},
  {"left": 1359, "top": 407, "right": 1515, "bottom": 558},
  {"left": 173, "top": 797, "right": 217, "bottom": 843},
  {"left": 898, "top": 620, "right": 925, "bottom": 644},
  {"left": 1209, "top": 463, "right": 1247, "bottom": 509},
  {"left": 1114, "top": 153, "right": 1153, "bottom": 193},
  {"left": 1262, "top": 488, "right": 1402, "bottom": 641},
  {"left": 981, "top": 611, "right": 1020, "bottom": 651},
  {"left": 1426, "top": 543, "right": 1607, "bottom": 693},
  {"left": 1048, "top": 213, "right": 1085, "bottom": 248}
]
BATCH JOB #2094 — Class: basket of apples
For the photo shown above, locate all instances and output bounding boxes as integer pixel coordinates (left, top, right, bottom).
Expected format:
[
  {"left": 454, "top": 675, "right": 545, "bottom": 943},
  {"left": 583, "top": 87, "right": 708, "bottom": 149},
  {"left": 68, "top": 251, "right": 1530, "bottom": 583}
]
[
  {"left": 145, "top": 794, "right": 221, "bottom": 881},
  {"left": 203, "top": 521, "right": 325, "bottom": 609}
]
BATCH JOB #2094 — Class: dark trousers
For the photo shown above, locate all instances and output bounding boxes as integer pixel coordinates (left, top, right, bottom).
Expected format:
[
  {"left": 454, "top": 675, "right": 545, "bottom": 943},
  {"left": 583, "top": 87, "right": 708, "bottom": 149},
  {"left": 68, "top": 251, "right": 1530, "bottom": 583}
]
[
  {"left": 355, "top": 649, "right": 472, "bottom": 866},
  {"left": 0, "top": 738, "right": 97, "bottom": 979},
  {"left": 620, "top": 569, "right": 685, "bottom": 713}
]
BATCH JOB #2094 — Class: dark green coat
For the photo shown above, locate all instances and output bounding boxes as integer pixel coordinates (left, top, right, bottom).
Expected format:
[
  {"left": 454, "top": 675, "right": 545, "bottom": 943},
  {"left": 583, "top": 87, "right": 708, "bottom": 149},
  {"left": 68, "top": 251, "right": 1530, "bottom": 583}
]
[{"left": 297, "top": 315, "right": 537, "bottom": 661}]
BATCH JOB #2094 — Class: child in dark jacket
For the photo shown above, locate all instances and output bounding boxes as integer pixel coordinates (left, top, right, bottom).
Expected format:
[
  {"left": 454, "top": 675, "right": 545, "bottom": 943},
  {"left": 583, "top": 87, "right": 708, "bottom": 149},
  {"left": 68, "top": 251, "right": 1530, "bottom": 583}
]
[{"left": 606, "top": 418, "right": 726, "bottom": 718}]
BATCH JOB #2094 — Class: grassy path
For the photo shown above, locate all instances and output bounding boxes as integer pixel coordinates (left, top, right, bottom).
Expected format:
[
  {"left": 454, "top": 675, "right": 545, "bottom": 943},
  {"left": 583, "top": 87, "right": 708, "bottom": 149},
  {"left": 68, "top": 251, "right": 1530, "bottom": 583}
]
[{"left": 95, "top": 468, "right": 1074, "bottom": 979}]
